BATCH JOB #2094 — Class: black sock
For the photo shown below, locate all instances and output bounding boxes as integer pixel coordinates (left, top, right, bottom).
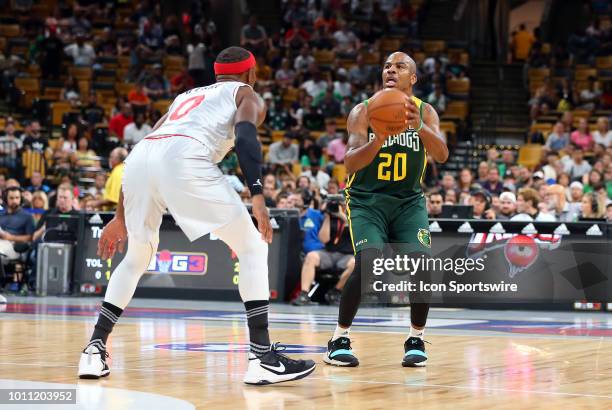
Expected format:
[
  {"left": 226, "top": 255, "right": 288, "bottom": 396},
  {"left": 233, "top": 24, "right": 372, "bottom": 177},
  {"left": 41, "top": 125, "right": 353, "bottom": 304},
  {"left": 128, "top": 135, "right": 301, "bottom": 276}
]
[
  {"left": 90, "top": 301, "right": 123, "bottom": 345},
  {"left": 409, "top": 303, "right": 430, "bottom": 328},
  {"left": 338, "top": 248, "right": 381, "bottom": 327},
  {"left": 244, "top": 300, "right": 270, "bottom": 357},
  {"left": 408, "top": 252, "right": 431, "bottom": 328}
]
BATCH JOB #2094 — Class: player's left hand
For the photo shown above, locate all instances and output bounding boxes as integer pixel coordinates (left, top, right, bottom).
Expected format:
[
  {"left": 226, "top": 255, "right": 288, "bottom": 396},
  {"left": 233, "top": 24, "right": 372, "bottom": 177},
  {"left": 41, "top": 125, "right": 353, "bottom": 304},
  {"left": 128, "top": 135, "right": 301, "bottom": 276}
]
[
  {"left": 251, "top": 195, "right": 273, "bottom": 244},
  {"left": 97, "top": 217, "right": 127, "bottom": 260}
]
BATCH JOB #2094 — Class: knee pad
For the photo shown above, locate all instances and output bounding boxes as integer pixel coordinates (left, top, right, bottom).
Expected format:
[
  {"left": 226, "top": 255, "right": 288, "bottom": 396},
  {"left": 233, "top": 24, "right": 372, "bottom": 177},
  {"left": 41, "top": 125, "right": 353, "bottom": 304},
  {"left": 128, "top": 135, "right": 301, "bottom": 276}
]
[{"left": 237, "top": 238, "right": 269, "bottom": 302}]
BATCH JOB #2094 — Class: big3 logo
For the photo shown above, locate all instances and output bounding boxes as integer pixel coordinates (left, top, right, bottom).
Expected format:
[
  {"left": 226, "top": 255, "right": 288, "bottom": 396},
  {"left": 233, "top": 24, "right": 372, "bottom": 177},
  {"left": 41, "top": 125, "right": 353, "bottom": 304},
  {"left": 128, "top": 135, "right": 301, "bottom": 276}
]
[{"left": 146, "top": 250, "right": 208, "bottom": 275}]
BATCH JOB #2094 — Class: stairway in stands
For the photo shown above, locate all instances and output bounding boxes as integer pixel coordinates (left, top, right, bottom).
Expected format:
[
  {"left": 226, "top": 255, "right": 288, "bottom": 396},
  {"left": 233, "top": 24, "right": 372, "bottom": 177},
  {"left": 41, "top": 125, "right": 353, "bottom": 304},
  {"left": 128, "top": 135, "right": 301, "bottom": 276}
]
[
  {"left": 470, "top": 61, "right": 530, "bottom": 145},
  {"left": 419, "top": 0, "right": 462, "bottom": 41}
]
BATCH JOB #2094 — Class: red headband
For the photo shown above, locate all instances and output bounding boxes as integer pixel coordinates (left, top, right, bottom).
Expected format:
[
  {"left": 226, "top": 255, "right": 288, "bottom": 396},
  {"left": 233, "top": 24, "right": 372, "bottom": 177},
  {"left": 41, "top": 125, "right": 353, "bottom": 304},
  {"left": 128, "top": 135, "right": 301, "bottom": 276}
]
[{"left": 214, "top": 52, "right": 256, "bottom": 75}]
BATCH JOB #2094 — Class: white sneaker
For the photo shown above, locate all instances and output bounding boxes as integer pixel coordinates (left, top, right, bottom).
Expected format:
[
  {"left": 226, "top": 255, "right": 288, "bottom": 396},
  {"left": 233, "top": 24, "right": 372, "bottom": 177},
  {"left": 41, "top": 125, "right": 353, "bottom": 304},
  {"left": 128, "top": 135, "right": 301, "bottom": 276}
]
[
  {"left": 0, "top": 294, "right": 7, "bottom": 304},
  {"left": 78, "top": 340, "right": 110, "bottom": 379},
  {"left": 243, "top": 343, "right": 316, "bottom": 385}
]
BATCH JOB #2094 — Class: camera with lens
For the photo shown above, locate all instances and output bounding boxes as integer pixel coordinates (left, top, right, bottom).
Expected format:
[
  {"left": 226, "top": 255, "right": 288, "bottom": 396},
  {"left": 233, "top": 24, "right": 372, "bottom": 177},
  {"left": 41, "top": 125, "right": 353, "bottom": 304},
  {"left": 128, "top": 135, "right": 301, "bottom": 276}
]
[{"left": 325, "top": 194, "right": 345, "bottom": 214}]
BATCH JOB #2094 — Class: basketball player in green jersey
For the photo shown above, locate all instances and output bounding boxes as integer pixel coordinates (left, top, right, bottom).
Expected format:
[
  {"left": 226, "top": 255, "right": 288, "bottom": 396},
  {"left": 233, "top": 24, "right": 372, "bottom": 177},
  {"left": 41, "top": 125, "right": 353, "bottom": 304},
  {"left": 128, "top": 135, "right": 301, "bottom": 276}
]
[{"left": 323, "top": 52, "right": 448, "bottom": 367}]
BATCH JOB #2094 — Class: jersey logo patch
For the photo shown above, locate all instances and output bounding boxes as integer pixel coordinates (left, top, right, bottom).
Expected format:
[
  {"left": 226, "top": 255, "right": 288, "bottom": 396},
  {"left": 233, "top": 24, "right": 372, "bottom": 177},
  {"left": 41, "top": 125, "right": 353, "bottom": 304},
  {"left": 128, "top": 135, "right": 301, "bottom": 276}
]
[{"left": 417, "top": 229, "right": 431, "bottom": 248}]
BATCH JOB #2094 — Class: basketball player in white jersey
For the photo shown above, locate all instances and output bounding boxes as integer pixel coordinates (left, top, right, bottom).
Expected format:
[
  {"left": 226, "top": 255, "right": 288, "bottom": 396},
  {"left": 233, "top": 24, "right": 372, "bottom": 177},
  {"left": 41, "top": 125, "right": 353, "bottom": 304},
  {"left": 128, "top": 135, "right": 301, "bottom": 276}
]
[{"left": 78, "top": 47, "right": 316, "bottom": 385}]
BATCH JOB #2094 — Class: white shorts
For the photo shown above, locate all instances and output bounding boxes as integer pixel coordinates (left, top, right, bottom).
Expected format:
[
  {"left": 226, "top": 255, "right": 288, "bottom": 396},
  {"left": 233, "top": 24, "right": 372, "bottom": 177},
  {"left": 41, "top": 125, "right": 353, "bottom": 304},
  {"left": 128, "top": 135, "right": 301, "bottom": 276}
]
[{"left": 122, "top": 136, "right": 244, "bottom": 245}]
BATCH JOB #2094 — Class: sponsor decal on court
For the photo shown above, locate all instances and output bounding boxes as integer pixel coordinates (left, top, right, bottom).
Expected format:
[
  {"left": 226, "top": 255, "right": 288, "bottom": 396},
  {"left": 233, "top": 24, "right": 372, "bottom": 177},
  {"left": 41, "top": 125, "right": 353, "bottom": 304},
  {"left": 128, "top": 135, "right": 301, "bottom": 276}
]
[
  {"left": 146, "top": 250, "right": 208, "bottom": 275},
  {"left": 154, "top": 343, "right": 326, "bottom": 353}
]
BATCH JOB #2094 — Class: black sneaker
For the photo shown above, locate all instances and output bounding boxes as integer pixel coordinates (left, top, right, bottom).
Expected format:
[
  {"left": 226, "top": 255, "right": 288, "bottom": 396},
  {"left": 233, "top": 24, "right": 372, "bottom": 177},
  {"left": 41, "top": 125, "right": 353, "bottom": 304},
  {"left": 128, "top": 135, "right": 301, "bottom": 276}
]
[
  {"left": 291, "top": 291, "right": 316, "bottom": 306},
  {"left": 324, "top": 288, "right": 341, "bottom": 305},
  {"left": 323, "top": 337, "right": 359, "bottom": 367},
  {"left": 402, "top": 337, "right": 428, "bottom": 367},
  {"left": 243, "top": 342, "right": 316, "bottom": 385}
]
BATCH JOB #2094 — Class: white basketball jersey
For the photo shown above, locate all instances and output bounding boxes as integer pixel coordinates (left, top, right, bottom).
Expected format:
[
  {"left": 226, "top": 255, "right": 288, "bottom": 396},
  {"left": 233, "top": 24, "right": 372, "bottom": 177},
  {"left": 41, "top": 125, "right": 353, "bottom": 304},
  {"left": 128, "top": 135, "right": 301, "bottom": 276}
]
[{"left": 149, "top": 81, "right": 248, "bottom": 163}]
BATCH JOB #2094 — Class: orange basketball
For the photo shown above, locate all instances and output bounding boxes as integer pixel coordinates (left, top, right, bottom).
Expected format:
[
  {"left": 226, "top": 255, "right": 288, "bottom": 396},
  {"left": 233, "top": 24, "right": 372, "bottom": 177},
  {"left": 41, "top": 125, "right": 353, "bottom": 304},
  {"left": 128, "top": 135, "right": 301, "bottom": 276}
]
[{"left": 366, "top": 88, "right": 410, "bottom": 137}]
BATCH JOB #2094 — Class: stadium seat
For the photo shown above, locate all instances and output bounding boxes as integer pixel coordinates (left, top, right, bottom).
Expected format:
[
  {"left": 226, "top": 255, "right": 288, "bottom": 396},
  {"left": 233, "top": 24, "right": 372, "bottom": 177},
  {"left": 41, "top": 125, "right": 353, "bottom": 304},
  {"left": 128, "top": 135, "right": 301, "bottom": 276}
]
[
  {"left": 30, "top": 2, "right": 52, "bottom": 18},
  {"left": 8, "top": 38, "right": 29, "bottom": 56},
  {"left": 70, "top": 67, "right": 93, "bottom": 81},
  {"left": 423, "top": 40, "right": 446, "bottom": 54},
  {"left": 283, "top": 87, "right": 299, "bottom": 104},
  {"left": 14, "top": 77, "right": 40, "bottom": 108},
  {"left": 517, "top": 144, "right": 543, "bottom": 170},
  {"left": 118, "top": 56, "right": 130, "bottom": 68},
  {"left": 574, "top": 68, "right": 597, "bottom": 81},
  {"left": 380, "top": 38, "right": 401, "bottom": 53},
  {"left": 571, "top": 109, "right": 591, "bottom": 119},
  {"left": 530, "top": 122, "right": 553, "bottom": 136},
  {"left": 413, "top": 51, "right": 426, "bottom": 65},
  {"left": 0, "top": 24, "right": 20, "bottom": 38},
  {"left": 596, "top": 56, "right": 612, "bottom": 70},
  {"left": 292, "top": 163, "right": 302, "bottom": 176},
  {"left": 163, "top": 56, "right": 186, "bottom": 70},
  {"left": 153, "top": 99, "right": 172, "bottom": 114},
  {"left": 447, "top": 79, "right": 470, "bottom": 98},
  {"left": 310, "top": 131, "right": 324, "bottom": 141},
  {"left": 26, "top": 64, "right": 41, "bottom": 77},
  {"left": 271, "top": 131, "right": 285, "bottom": 143},
  {"left": 332, "top": 164, "right": 347, "bottom": 184},
  {"left": 314, "top": 50, "right": 335, "bottom": 66},
  {"left": 94, "top": 70, "right": 116, "bottom": 83},
  {"left": 528, "top": 67, "right": 550, "bottom": 81},
  {"left": 442, "top": 101, "right": 469, "bottom": 121},
  {"left": 334, "top": 117, "right": 347, "bottom": 130},
  {"left": 439, "top": 121, "right": 457, "bottom": 137},
  {"left": 93, "top": 83, "right": 115, "bottom": 101},
  {"left": 360, "top": 51, "right": 380, "bottom": 65},
  {"left": 115, "top": 82, "right": 134, "bottom": 97},
  {"left": 42, "top": 87, "right": 62, "bottom": 100},
  {"left": 78, "top": 80, "right": 91, "bottom": 97},
  {"left": 51, "top": 102, "right": 74, "bottom": 126}
]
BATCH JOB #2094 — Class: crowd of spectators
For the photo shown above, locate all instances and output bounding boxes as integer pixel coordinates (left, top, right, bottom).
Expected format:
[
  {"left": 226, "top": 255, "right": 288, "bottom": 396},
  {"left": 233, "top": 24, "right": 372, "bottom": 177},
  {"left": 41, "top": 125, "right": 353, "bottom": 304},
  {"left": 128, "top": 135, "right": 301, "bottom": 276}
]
[
  {"left": 493, "top": 6, "right": 612, "bottom": 225},
  {"left": 424, "top": 144, "right": 612, "bottom": 223}
]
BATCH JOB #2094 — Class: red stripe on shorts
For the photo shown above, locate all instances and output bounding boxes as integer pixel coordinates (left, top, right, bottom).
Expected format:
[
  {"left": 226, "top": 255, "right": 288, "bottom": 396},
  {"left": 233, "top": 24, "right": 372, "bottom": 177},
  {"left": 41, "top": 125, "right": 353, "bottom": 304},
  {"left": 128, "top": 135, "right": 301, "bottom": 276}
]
[{"left": 144, "top": 134, "right": 197, "bottom": 141}]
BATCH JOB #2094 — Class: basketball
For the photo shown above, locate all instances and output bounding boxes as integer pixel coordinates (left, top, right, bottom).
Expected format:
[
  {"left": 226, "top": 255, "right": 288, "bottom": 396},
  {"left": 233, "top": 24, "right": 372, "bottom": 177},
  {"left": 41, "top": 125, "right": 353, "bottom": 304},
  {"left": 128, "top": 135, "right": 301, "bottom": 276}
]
[{"left": 367, "top": 88, "right": 410, "bottom": 136}]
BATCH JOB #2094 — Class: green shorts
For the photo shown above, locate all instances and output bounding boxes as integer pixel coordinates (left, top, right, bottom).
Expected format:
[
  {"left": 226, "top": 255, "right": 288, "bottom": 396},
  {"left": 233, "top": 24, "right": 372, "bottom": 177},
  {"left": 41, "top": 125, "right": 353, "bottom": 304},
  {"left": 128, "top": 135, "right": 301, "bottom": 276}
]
[{"left": 346, "top": 193, "right": 432, "bottom": 255}]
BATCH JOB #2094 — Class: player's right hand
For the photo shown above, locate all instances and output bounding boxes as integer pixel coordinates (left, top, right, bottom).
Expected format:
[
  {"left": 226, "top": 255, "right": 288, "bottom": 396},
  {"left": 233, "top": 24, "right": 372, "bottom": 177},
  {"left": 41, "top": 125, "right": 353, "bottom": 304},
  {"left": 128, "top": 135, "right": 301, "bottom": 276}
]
[
  {"left": 405, "top": 100, "right": 420, "bottom": 129},
  {"left": 251, "top": 195, "right": 273, "bottom": 244},
  {"left": 97, "top": 217, "right": 128, "bottom": 260}
]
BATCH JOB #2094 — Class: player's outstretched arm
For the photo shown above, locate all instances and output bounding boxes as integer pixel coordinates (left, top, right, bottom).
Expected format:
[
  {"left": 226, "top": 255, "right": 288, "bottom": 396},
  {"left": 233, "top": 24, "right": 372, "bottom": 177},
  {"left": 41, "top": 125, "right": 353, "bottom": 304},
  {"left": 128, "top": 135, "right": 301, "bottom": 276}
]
[
  {"left": 417, "top": 103, "right": 449, "bottom": 163},
  {"left": 344, "top": 103, "right": 386, "bottom": 175},
  {"left": 233, "top": 86, "right": 272, "bottom": 244}
]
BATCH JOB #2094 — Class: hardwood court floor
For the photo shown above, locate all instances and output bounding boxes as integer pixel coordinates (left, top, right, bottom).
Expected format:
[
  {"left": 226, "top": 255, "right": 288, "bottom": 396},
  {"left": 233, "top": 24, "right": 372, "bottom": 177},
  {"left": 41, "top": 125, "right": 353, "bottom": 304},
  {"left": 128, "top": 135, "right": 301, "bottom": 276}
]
[{"left": 0, "top": 297, "right": 611, "bottom": 409}]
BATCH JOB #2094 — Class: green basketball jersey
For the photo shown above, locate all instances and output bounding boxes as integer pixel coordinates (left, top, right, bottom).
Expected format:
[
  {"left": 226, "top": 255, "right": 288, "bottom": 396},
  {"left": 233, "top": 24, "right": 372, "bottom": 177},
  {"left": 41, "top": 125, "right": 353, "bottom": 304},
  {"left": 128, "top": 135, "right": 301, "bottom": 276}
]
[{"left": 346, "top": 95, "right": 427, "bottom": 201}]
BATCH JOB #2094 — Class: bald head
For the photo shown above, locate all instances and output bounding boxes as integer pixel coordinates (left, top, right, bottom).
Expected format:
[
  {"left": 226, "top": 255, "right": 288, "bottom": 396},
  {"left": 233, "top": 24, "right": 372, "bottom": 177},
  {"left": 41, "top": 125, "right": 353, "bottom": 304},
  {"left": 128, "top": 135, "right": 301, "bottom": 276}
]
[
  {"left": 110, "top": 147, "right": 128, "bottom": 168},
  {"left": 385, "top": 52, "right": 417, "bottom": 73},
  {"left": 382, "top": 52, "right": 417, "bottom": 91}
]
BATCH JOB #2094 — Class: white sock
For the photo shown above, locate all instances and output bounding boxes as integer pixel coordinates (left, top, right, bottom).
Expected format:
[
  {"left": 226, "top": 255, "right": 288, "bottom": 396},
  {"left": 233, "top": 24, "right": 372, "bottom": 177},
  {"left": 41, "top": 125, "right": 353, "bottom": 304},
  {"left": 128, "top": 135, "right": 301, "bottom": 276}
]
[
  {"left": 332, "top": 325, "right": 350, "bottom": 341},
  {"left": 409, "top": 326, "right": 424, "bottom": 340}
]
